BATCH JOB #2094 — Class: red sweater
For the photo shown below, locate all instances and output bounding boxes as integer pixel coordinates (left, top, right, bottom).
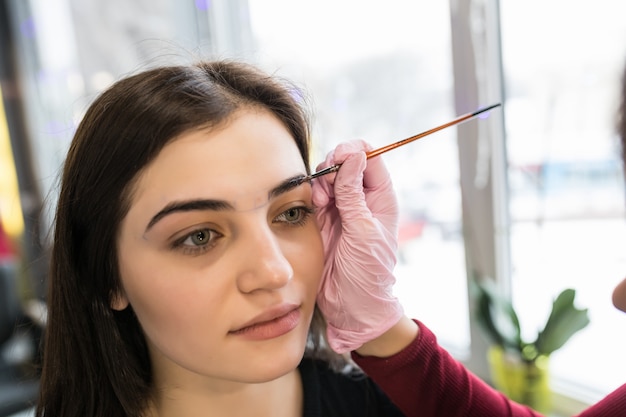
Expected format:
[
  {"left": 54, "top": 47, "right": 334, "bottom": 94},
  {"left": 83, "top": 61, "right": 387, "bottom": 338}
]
[{"left": 353, "top": 320, "right": 626, "bottom": 417}]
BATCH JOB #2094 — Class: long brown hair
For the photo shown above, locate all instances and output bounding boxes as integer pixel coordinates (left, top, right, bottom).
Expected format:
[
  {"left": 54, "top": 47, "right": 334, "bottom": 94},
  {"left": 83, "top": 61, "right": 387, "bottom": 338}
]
[{"left": 36, "top": 60, "right": 336, "bottom": 417}]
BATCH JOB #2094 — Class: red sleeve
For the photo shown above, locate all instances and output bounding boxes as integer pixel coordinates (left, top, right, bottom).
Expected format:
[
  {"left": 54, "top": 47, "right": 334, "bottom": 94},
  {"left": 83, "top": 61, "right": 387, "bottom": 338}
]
[
  {"left": 352, "top": 320, "right": 626, "bottom": 417},
  {"left": 351, "top": 320, "right": 543, "bottom": 417},
  {"left": 576, "top": 383, "right": 626, "bottom": 417}
]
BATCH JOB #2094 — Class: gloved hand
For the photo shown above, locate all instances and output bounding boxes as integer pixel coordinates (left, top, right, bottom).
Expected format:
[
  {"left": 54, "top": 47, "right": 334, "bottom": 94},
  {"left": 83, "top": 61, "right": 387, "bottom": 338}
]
[{"left": 312, "top": 140, "right": 404, "bottom": 353}]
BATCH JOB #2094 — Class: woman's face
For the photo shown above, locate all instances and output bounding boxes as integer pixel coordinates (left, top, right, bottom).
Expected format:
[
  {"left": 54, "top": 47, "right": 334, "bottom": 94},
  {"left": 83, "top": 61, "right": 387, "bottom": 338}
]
[{"left": 115, "top": 108, "right": 324, "bottom": 385}]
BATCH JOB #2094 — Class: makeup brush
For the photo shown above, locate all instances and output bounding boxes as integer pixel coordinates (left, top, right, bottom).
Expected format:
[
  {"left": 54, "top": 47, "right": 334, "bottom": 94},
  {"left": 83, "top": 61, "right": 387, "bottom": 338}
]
[{"left": 296, "top": 103, "right": 501, "bottom": 184}]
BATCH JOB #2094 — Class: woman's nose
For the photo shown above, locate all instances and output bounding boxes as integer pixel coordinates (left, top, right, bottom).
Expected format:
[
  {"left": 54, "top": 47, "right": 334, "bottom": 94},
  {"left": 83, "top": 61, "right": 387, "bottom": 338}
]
[{"left": 235, "top": 225, "right": 294, "bottom": 293}]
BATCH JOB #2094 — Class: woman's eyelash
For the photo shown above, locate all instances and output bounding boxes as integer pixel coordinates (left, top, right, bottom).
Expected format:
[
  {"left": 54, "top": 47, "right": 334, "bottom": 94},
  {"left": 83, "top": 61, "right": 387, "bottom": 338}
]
[
  {"left": 172, "top": 227, "right": 221, "bottom": 256},
  {"left": 274, "top": 205, "right": 315, "bottom": 226}
]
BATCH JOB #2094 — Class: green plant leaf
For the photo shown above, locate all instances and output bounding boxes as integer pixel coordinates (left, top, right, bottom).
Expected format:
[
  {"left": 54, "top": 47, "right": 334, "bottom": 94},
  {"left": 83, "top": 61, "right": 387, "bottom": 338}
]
[
  {"left": 535, "top": 289, "right": 590, "bottom": 356},
  {"left": 473, "top": 280, "right": 522, "bottom": 352}
]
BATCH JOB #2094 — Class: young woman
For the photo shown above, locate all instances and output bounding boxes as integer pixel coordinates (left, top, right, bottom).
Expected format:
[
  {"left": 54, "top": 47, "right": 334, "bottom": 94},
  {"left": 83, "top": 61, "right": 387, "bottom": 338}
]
[
  {"left": 36, "top": 60, "right": 408, "bottom": 417},
  {"left": 36, "top": 59, "right": 626, "bottom": 416}
]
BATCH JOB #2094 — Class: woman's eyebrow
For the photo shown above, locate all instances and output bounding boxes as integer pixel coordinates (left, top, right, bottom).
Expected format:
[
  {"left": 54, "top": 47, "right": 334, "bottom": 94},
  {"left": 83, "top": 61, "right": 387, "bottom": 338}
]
[
  {"left": 145, "top": 199, "right": 233, "bottom": 232},
  {"left": 144, "top": 174, "right": 307, "bottom": 233},
  {"left": 268, "top": 174, "right": 308, "bottom": 200}
]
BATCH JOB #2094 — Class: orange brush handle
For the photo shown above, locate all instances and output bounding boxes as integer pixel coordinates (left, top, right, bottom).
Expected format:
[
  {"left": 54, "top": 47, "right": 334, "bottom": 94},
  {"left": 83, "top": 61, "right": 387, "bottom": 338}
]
[{"left": 303, "top": 102, "right": 501, "bottom": 182}]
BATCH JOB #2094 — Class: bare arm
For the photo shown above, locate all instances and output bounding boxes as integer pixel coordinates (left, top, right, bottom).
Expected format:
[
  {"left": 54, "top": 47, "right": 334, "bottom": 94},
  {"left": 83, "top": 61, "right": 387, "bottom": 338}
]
[{"left": 355, "top": 316, "right": 418, "bottom": 358}]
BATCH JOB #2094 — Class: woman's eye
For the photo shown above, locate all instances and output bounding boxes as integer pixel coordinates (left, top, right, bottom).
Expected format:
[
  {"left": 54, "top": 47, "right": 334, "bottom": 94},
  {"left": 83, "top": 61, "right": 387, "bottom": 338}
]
[
  {"left": 173, "top": 227, "right": 220, "bottom": 255},
  {"left": 274, "top": 206, "right": 314, "bottom": 226},
  {"left": 187, "top": 229, "right": 210, "bottom": 245}
]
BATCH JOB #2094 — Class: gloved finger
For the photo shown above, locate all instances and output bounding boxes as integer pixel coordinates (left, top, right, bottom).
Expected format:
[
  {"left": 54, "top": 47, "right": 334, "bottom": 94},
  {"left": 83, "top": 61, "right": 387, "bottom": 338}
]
[
  {"left": 331, "top": 140, "right": 371, "bottom": 165},
  {"left": 362, "top": 154, "right": 393, "bottom": 192},
  {"left": 311, "top": 150, "right": 339, "bottom": 207},
  {"left": 314, "top": 157, "right": 339, "bottom": 185},
  {"left": 361, "top": 155, "right": 398, "bottom": 221},
  {"left": 331, "top": 140, "right": 393, "bottom": 192},
  {"left": 311, "top": 174, "right": 333, "bottom": 207},
  {"left": 311, "top": 140, "right": 370, "bottom": 212},
  {"left": 332, "top": 151, "right": 371, "bottom": 223},
  {"left": 332, "top": 151, "right": 398, "bottom": 241}
]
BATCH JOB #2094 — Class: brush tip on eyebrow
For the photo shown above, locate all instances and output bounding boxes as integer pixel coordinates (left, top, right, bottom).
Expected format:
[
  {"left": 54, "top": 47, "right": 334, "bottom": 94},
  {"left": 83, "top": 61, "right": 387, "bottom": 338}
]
[{"left": 268, "top": 174, "right": 309, "bottom": 199}]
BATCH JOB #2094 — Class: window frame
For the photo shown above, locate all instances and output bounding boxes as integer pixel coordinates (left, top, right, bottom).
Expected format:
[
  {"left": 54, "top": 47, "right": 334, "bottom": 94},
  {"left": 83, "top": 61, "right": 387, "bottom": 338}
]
[{"left": 448, "top": 0, "right": 510, "bottom": 381}]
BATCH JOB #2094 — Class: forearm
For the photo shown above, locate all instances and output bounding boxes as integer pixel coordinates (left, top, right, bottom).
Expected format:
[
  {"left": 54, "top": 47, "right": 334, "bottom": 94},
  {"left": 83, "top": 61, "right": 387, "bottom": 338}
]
[
  {"left": 355, "top": 316, "right": 418, "bottom": 357},
  {"left": 352, "top": 320, "right": 541, "bottom": 417}
]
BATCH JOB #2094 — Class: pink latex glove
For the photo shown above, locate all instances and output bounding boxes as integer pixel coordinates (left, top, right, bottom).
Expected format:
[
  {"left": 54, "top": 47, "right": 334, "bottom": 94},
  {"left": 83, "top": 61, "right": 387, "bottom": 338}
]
[{"left": 312, "top": 140, "right": 404, "bottom": 353}]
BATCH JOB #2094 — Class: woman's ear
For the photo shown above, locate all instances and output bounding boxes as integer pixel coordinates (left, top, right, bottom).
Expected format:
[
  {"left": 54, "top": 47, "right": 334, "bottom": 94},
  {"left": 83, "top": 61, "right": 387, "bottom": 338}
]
[{"left": 110, "top": 290, "right": 129, "bottom": 311}]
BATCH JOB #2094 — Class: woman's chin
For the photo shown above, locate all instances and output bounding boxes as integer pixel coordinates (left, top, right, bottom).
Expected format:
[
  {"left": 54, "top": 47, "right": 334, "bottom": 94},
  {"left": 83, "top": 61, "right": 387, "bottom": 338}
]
[{"left": 239, "top": 346, "right": 306, "bottom": 383}]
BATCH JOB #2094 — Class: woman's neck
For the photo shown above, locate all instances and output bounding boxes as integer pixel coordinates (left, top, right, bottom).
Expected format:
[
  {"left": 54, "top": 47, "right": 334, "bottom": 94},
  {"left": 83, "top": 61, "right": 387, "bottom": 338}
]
[{"left": 146, "top": 368, "right": 303, "bottom": 417}]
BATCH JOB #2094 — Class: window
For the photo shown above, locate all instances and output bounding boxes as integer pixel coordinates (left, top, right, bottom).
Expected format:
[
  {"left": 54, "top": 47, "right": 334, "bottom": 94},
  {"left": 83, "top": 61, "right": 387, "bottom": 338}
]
[{"left": 501, "top": 0, "right": 626, "bottom": 400}]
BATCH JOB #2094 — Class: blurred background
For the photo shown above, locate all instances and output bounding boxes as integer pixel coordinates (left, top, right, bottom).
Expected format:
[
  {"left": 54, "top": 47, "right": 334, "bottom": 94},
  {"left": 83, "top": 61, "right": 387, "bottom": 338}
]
[{"left": 0, "top": 0, "right": 625, "bottom": 416}]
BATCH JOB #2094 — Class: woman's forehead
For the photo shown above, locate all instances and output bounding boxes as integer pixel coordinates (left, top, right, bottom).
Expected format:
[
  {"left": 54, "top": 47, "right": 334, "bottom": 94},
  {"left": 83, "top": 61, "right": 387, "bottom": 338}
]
[{"left": 128, "top": 109, "right": 307, "bottom": 212}]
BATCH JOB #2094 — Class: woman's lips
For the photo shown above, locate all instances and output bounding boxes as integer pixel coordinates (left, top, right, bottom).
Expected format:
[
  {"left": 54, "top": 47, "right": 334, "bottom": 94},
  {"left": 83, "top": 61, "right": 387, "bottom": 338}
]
[{"left": 230, "top": 305, "right": 301, "bottom": 340}]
